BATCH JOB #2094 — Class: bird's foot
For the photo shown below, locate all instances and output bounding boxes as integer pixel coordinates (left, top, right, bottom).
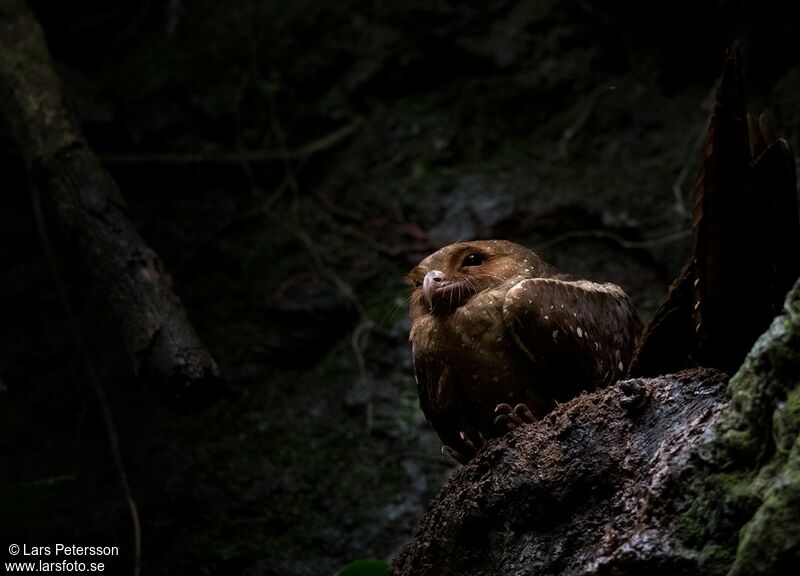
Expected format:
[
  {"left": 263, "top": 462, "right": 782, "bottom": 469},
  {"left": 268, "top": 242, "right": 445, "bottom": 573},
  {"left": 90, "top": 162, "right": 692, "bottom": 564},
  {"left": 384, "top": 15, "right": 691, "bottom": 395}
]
[
  {"left": 441, "top": 430, "right": 484, "bottom": 465},
  {"left": 493, "top": 402, "right": 536, "bottom": 431},
  {"left": 441, "top": 444, "right": 468, "bottom": 465}
]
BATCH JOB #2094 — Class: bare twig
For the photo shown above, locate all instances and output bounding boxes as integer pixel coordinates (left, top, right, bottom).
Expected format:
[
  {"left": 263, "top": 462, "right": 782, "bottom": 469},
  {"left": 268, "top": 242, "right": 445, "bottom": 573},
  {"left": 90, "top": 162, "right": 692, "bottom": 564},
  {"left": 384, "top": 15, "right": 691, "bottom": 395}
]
[
  {"left": 559, "top": 89, "right": 602, "bottom": 158},
  {"left": 558, "top": 82, "right": 641, "bottom": 158},
  {"left": 98, "top": 120, "right": 362, "bottom": 166},
  {"left": 536, "top": 228, "right": 691, "bottom": 252}
]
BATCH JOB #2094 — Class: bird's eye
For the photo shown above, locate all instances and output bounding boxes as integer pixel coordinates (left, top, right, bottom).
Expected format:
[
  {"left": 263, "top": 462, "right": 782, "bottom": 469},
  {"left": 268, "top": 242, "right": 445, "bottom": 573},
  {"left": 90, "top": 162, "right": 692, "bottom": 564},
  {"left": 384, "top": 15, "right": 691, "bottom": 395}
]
[{"left": 461, "top": 252, "right": 484, "bottom": 267}]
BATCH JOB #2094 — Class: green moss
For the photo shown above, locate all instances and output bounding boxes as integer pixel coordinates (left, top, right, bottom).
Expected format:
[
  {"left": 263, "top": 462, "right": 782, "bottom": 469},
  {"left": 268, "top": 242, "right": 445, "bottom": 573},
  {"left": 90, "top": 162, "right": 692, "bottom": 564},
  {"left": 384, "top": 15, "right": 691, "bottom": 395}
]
[
  {"left": 712, "top": 281, "right": 800, "bottom": 574},
  {"left": 774, "top": 387, "right": 800, "bottom": 455},
  {"left": 695, "top": 544, "right": 738, "bottom": 575},
  {"left": 728, "top": 434, "right": 800, "bottom": 575},
  {"left": 675, "top": 281, "right": 800, "bottom": 575},
  {"left": 678, "top": 471, "right": 759, "bottom": 549}
]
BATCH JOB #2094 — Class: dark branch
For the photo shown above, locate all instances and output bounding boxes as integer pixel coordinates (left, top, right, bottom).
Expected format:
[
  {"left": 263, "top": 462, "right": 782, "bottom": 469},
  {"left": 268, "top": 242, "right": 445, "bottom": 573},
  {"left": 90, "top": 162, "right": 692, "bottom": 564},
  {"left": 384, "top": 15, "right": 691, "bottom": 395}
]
[{"left": 0, "top": 0, "right": 223, "bottom": 404}]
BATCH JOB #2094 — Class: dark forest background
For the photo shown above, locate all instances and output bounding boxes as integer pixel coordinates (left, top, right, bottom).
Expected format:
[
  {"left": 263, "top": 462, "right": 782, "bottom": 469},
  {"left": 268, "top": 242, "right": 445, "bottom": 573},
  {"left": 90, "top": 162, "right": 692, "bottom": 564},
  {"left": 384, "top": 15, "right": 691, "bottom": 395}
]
[{"left": 2, "top": 1, "right": 800, "bottom": 574}]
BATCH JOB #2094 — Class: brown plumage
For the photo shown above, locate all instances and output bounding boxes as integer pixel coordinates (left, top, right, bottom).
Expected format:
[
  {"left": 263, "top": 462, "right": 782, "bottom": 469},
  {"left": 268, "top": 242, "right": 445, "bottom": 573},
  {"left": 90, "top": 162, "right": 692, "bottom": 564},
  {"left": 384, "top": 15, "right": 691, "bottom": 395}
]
[{"left": 407, "top": 239, "right": 642, "bottom": 461}]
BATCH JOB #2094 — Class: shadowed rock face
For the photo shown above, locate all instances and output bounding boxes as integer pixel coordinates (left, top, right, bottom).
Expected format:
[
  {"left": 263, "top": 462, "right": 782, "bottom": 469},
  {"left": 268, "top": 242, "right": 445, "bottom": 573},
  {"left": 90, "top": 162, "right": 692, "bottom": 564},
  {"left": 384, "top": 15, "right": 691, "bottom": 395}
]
[
  {"left": 392, "top": 369, "right": 729, "bottom": 576},
  {"left": 393, "top": 277, "right": 800, "bottom": 576}
]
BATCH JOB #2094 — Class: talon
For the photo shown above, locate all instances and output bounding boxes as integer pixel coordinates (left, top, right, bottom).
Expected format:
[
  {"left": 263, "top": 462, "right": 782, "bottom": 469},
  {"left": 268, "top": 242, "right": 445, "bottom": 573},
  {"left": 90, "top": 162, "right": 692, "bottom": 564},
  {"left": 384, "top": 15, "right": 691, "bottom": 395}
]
[
  {"left": 441, "top": 444, "right": 468, "bottom": 465},
  {"left": 513, "top": 403, "right": 535, "bottom": 424},
  {"left": 460, "top": 430, "right": 479, "bottom": 452},
  {"left": 495, "top": 403, "right": 513, "bottom": 415},
  {"left": 495, "top": 402, "right": 536, "bottom": 431},
  {"left": 495, "top": 402, "right": 521, "bottom": 429}
]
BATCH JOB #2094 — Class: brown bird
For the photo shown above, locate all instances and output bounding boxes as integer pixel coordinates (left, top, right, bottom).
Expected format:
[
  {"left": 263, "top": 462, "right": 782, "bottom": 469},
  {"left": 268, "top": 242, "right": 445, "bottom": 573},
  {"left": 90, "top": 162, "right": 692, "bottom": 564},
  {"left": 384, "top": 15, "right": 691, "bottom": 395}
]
[{"left": 407, "top": 240, "right": 641, "bottom": 462}]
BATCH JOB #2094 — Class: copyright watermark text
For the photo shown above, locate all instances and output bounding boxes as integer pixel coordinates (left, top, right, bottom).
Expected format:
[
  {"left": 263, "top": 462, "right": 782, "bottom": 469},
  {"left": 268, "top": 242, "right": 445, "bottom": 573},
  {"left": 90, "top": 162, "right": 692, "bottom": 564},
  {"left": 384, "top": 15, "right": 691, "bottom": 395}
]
[{"left": 5, "top": 543, "right": 118, "bottom": 573}]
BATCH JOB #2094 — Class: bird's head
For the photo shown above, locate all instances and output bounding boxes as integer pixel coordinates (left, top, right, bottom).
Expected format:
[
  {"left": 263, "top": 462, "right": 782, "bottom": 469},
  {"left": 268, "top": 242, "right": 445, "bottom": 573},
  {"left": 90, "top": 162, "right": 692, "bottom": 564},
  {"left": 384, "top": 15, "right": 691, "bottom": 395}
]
[{"left": 407, "top": 240, "right": 550, "bottom": 319}]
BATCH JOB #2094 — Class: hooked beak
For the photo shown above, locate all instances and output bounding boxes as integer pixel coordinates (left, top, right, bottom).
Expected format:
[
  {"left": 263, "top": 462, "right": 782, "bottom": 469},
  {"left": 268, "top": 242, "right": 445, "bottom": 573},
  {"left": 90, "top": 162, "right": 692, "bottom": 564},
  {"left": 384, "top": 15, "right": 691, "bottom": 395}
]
[{"left": 422, "top": 270, "right": 446, "bottom": 310}]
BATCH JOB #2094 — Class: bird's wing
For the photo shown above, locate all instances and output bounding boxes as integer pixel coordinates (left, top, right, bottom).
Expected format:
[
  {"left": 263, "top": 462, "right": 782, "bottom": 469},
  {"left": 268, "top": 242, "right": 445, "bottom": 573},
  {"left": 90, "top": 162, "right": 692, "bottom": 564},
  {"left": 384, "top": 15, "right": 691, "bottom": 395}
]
[
  {"left": 411, "top": 340, "right": 435, "bottom": 420},
  {"left": 502, "top": 278, "right": 641, "bottom": 395},
  {"left": 411, "top": 340, "right": 472, "bottom": 455}
]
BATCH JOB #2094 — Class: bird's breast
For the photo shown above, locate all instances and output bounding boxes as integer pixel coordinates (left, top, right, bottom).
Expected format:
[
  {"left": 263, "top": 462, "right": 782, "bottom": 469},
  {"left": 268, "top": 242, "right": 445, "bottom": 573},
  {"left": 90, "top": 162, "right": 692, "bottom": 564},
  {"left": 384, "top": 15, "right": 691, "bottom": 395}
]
[{"left": 411, "top": 287, "right": 532, "bottom": 425}]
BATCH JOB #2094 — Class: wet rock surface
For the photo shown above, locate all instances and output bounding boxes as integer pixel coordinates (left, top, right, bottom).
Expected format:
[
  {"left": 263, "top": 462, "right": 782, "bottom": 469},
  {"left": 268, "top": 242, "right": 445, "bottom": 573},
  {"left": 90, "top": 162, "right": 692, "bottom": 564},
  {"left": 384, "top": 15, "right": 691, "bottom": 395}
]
[{"left": 393, "top": 369, "right": 729, "bottom": 576}]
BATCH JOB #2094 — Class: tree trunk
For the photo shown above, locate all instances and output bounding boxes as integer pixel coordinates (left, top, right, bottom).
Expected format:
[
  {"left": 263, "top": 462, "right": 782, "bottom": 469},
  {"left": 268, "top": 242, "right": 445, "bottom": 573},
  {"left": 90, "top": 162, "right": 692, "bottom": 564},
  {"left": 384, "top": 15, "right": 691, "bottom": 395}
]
[{"left": 0, "top": 0, "right": 222, "bottom": 405}]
